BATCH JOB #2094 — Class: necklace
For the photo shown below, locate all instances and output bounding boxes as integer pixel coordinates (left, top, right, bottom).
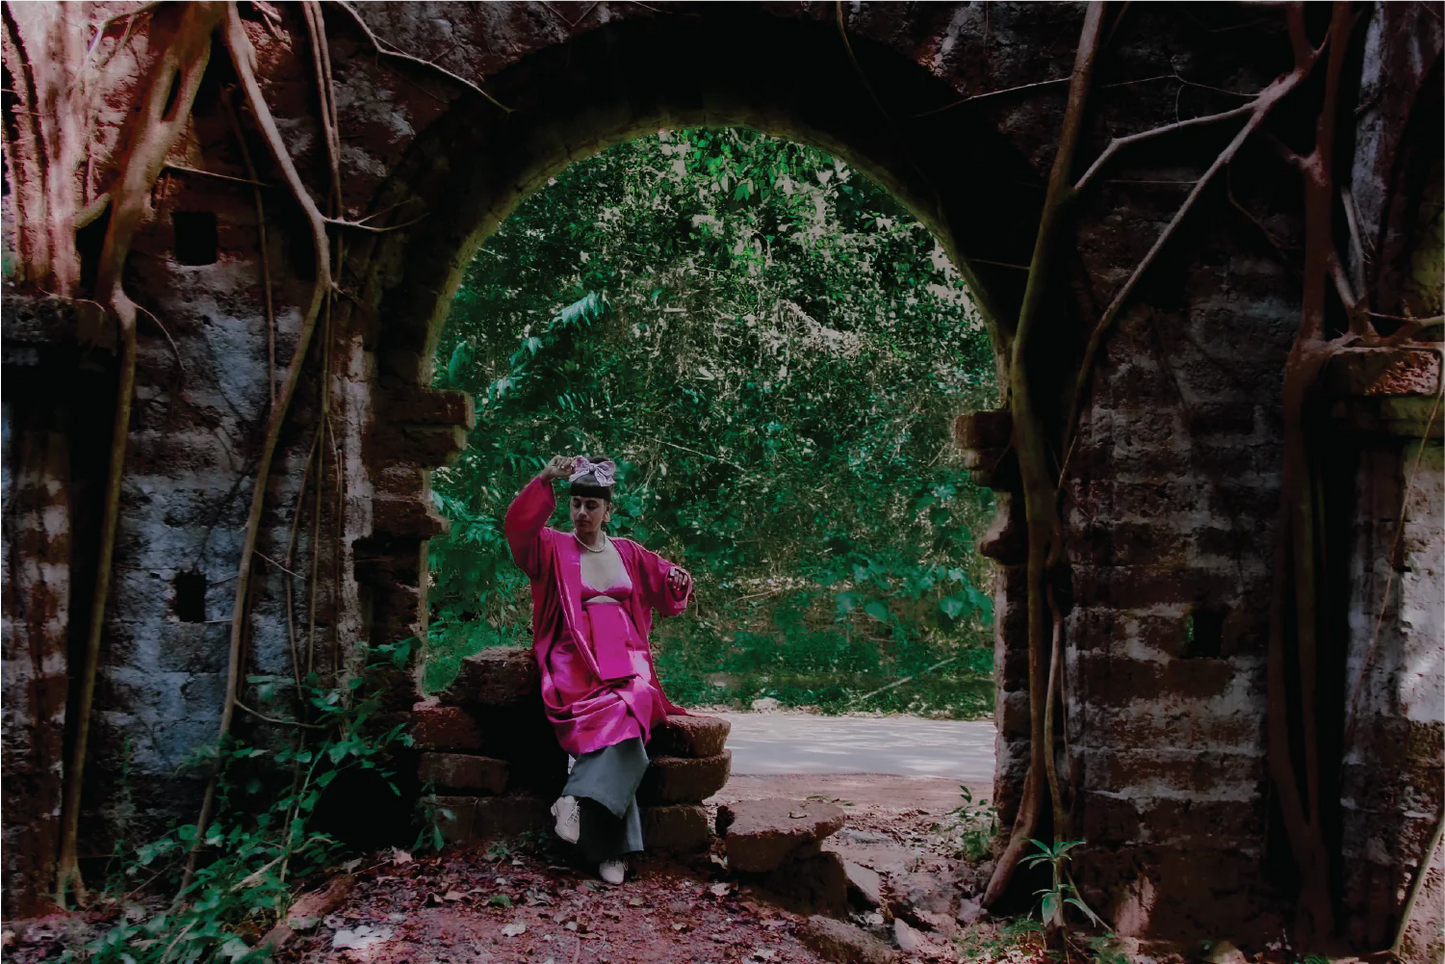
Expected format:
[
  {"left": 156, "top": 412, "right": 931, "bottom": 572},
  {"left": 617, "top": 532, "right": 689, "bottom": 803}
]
[{"left": 574, "top": 532, "right": 608, "bottom": 554}]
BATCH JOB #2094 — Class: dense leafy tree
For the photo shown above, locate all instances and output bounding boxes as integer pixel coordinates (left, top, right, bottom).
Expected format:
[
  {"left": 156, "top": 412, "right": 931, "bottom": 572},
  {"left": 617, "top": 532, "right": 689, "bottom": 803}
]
[{"left": 428, "top": 128, "right": 998, "bottom": 716}]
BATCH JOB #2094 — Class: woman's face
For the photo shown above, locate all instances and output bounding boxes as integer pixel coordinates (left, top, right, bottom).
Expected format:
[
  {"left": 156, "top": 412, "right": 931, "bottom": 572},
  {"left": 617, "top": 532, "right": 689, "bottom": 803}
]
[{"left": 570, "top": 495, "right": 609, "bottom": 535}]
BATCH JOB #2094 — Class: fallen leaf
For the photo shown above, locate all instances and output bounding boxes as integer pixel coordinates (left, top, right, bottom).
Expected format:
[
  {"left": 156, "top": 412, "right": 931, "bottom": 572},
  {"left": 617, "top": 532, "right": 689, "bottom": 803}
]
[
  {"left": 341, "top": 858, "right": 363, "bottom": 873},
  {"left": 751, "top": 950, "right": 778, "bottom": 962},
  {"left": 333, "top": 925, "right": 394, "bottom": 951},
  {"left": 488, "top": 894, "right": 513, "bottom": 908},
  {"left": 672, "top": 922, "right": 690, "bottom": 932},
  {"left": 390, "top": 848, "right": 413, "bottom": 865},
  {"left": 709, "top": 883, "right": 732, "bottom": 897},
  {"left": 501, "top": 921, "right": 526, "bottom": 938},
  {"left": 444, "top": 890, "right": 465, "bottom": 902},
  {"left": 627, "top": 896, "right": 645, "bottom": 907},
  {"left": 565, "top": 921, "right": 579, "bottom": 932}
]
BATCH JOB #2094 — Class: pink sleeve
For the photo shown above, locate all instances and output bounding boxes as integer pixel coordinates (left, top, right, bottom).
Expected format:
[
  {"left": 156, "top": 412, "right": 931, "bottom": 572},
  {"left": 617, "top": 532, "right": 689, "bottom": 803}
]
[
  {"left": 636, "top": 544, "right": 691, "bottom": 617},
  {"left": 505, "top": 476, "right": 556, "bottom": 580}
]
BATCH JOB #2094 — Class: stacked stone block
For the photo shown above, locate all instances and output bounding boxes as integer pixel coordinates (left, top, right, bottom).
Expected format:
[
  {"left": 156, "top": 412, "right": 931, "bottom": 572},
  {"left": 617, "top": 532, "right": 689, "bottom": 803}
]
[
  {"left": 717, "top": 799, "right": 848, "bottom": 915},
  {"left": 412, "top": 647, "right": 563, "bottom": 845},
  {"left": 413, "top": 647, "right": 731, "bottom": 853},
  {"left": 641, "top": 714, "right": 732, "bottom": 853}
]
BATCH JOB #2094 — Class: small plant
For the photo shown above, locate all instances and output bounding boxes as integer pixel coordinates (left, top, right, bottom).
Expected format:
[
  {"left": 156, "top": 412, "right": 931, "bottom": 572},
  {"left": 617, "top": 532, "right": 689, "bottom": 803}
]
[
  {"left": 955, "top": 917, "right": 1045, "bottom": 961},
  {"left": 1024, "top": 839, "right": 1103, "bottom": 932},
  {"left": 76, "top": 640, "right": 416, "bottom": 964},
  {"left": 1084, "top": 933, "right": 1133, "bottom": 964},
  {"left": 948, "top": 786, "right": 998, "bottom": 861}
]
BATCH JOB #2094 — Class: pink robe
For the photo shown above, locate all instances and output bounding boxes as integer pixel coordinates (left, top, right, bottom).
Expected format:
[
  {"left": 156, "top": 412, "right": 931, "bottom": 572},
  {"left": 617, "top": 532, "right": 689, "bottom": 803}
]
[{"left": 505, "top": 476, "right": 690, "bottom": 757}]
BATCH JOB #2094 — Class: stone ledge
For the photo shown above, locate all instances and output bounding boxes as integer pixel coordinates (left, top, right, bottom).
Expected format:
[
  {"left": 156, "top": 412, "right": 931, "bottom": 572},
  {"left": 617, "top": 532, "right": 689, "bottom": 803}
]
[
  {"left": 717, "top": 798, "right": 846, "bottom": 872},
  {"left": 641, "top": 804, "right": 711, "bottom": 852},
  {"left": 439, "top": 647, "right": 539, "bottom": 707},
  {"left": 417, "top": 752, "right": 509, "bottom": 794},
  {"left": 639, "top": 751, "right": 731, "bottom": 804},
  {"left": 1325, "top": 346, "right": 1442, "bottom": 397},
  {"left": 373, "top": 496, "right": 450, "bottom": 541},
  {"left": 646, "top": 714, "right": 731, "bottom": 758},
  {"left": 411, "top": 700, "right": 484, "bottom": 751},
  {"left": 424, "top": 793, "right": 553, "bottom": 845}
]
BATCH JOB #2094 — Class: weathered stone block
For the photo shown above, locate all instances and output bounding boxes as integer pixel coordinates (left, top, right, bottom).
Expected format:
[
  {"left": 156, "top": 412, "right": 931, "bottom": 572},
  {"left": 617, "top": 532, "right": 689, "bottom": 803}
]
[
  {"left": 411, "top": 699, "right": 484, "bottom": 751},
  {"left": 372, "top": 497, "right": 449, "bottom": 541},
  {"left": 844, "top": 860, "right": 882, "bottom": 908},
  {"left": 474, "top": 794, "right": 553, "bottom": 840},
  {"left": 646, "top": 713, "right": 730, "bottom": 758},
  {"left": 716, "top": 798, "right": 845, "bottom": 872},
  {"left": 764, "top": 851, "right": 848, "bottom": 915},
  {"left": 796, "top": 914, "right": 896, "bottom": 963},
  {"left": 417, "top": 752, "right": 509, "bottom": 794},
  {"left": 385, "top": 387, "right": 477, "bottom": 428},
  {"left": 638, "top": 751, "right": 731, "bottom": 804},
  {"left": 425, "top": 795, "right": 476, "bottom": 845},
  {"left": 439, "top": 646, "right": 539, "bottom": 706},
  {"left": 641, "top": 804, "right": 711, "bottom": 852}
]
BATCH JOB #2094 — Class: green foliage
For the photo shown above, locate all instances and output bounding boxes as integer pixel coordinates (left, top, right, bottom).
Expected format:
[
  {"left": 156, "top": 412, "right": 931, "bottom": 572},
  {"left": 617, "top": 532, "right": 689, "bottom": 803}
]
[
  {"left": 428, "top": 127, "right": 998, "bottom": 714},
  {"left": 77, "top": 641, "right": 415, "bottom": 964},
  {"left": 1024, "top": 839, "right": 1102, "bottom": 932},
  {"left": 946, "top": 785, "right": 999, "bottom": 861}
]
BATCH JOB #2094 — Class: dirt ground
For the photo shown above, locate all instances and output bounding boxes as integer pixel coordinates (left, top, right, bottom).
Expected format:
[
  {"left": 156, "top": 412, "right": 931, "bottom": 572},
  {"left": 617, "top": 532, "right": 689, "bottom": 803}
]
[
  {"left": 0, "top": 772, "right": 1342, "bottom": 964},
  {"left": 262, "top": 773, "right": 980, "bottom": 964}
]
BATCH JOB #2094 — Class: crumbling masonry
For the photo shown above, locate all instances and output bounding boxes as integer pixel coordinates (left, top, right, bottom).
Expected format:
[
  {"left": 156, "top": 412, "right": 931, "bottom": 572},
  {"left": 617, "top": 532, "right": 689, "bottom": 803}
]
[{"left": 1, "top": 2, "right": 1441, "bottom": 956}]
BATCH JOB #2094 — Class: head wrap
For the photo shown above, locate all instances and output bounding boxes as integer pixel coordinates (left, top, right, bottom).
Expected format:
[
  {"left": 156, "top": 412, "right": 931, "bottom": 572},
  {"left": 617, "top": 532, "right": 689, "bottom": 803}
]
[
  {"left": 569, "top": 456, "right": 616, "bottom": 488},
  {"left": 568, "top": 456, "right": 616, "bottom": 502}
]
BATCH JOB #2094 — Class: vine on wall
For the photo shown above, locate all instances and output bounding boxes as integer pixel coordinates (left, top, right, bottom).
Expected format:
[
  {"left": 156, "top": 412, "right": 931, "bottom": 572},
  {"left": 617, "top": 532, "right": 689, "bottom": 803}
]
[
  {"left": 1, "top": 0, "right": 499, "bottom": 907},
  {"left": 2, "top": 1, "right": 1438, "bottom": 949},
  {"left": 962, "top": 2, "right": 1441, "bottom": 949}
]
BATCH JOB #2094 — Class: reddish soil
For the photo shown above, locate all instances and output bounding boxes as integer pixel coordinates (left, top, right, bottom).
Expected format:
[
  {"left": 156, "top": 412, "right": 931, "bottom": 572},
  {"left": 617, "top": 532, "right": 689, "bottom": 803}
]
[{"left": 264, "top": 774, "right": 977, "bottom": 964}]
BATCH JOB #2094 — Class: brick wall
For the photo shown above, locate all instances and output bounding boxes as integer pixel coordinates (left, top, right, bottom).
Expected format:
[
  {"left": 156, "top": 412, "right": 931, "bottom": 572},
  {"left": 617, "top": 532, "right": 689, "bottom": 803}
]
[{"left": 1, "top": 2, "right": 1439, "bottom": 949}]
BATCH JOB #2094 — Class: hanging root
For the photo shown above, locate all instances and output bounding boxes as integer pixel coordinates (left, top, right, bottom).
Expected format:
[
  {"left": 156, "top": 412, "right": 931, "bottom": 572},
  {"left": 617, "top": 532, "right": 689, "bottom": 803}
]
[
  {"left": 982, "top": 1, "right": 1106, "bottom": 910},
  {"left": 54, "top": 1, "right": 223, "bottom": 908},
  {"left": 182, "top": 0, "right": 335, "bottom": 894}
]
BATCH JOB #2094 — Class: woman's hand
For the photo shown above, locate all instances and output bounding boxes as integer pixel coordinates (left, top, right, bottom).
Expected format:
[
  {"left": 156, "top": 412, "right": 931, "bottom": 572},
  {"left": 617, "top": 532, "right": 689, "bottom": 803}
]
[
  {"left": 667, "top": 566, "right": 692, "bottom": 597},
  {"left": 539, "top": 455, "right": 576, "bottom": 481}
]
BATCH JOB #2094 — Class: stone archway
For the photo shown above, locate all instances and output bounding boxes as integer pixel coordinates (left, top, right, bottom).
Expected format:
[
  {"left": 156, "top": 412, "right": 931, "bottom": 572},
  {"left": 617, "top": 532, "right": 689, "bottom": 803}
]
[
  {"left": 2, "top": 3, "right": 1440, "bottom": 954},
  {"left": 343, "top": 6, "right": 1041, "bottom": 693}
]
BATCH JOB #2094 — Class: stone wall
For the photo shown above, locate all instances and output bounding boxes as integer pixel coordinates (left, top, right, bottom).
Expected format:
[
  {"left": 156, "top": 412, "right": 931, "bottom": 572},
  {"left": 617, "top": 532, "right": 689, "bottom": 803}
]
[{"left": 1, "top": 1, "right": 1440, "bottom": 951}]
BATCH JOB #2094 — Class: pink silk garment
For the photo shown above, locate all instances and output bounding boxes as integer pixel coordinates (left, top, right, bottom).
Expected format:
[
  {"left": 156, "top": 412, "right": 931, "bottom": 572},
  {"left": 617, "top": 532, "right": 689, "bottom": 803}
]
[{"left": 505, "top": 476, "right": 691, "bottom": 757}]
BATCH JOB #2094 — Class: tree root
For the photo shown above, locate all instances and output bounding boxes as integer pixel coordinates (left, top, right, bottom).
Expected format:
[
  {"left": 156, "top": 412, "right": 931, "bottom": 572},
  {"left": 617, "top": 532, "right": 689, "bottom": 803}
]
[
  {"left": 982, "top": 1, "right": 1106, "bottom": 910},
  {"left": 54, "top": 1, "right": 223, "bottom": 907},
  {"left": 182, "top": 0, "right": 336, "bottom": 894}
]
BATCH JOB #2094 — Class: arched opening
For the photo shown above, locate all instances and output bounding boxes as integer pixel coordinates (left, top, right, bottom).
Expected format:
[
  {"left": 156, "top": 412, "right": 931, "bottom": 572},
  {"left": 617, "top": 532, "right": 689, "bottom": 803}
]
[
  {"left": 340, "top": 6, "right": 1040, "bottom": 925},
  {"left": 424, "top": 123, "right": 1000, "bottom": 719}
]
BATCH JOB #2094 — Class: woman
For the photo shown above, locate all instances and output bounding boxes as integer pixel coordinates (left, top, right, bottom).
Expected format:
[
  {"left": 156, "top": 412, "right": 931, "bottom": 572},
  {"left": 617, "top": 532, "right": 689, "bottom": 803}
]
[{"left": 505, "top": 454, "right": 693, "bottom": 884}]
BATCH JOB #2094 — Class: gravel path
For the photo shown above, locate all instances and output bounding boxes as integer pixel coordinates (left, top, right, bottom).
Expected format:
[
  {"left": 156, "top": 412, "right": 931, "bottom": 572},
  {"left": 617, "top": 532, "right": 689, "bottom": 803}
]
[{"left": 714, "top": 710, "right": 996, "bottom": 786}]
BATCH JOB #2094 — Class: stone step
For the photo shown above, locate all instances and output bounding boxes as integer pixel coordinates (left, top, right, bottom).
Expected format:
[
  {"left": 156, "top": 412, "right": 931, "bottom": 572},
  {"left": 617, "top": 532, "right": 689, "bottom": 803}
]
[
  {"left": 411, "top": 699, "right": 484, "bottom": 751},
  {"left": 716, "top": 798, "right": 847, "bottom": 873},
  {"left": 439, "top": 646, "right": 538, "bottom": 707},
  {"left": 641, "top": 804, "right": 712, "bottom": 853},
  {"left": 417, "top": 752, "right": 509, "bottom": 794},
  {"left": 638, "top": 751, "right": 731, "bottom": 804},
  {"left": 424, "top": 793, "right": 552, "bottom": 845},
  {"left": 646, "top": 714, "right": 731, "bottom": 758}
]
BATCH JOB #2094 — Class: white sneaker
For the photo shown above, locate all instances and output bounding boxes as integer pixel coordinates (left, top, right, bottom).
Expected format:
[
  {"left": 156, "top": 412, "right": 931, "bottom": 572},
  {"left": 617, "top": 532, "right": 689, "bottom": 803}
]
[
  {"left": 551, "top": 795, "right": 580, "bottom": 844},
  {"left": 598, "top": 858, "right": 626, "bottom": 885}
]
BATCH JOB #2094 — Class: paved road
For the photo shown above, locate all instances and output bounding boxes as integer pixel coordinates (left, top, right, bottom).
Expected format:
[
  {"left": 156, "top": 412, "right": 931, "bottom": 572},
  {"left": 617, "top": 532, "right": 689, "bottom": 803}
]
[{"left": 714, "top": 711, "right": 995, "bottom": 787}]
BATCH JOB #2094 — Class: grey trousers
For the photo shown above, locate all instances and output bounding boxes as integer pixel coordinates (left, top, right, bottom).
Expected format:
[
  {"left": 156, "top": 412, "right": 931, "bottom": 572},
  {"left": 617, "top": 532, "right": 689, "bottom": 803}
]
[{"left": 564, "top": 737, "right": 648, "bottom": 862}]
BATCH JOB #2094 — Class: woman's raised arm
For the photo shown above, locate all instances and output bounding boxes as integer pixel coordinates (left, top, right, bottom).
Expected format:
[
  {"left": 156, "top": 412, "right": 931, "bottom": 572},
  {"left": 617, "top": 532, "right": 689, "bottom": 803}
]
[{"left": 505, "top": 457, "right": 572, "bottom": 579}]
